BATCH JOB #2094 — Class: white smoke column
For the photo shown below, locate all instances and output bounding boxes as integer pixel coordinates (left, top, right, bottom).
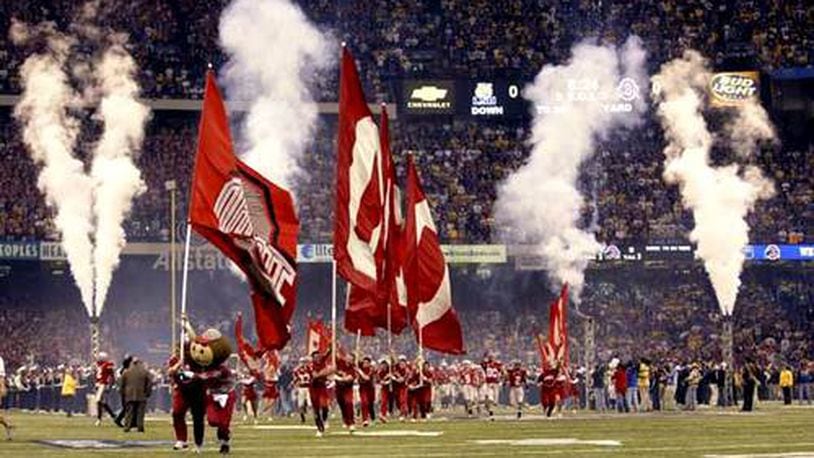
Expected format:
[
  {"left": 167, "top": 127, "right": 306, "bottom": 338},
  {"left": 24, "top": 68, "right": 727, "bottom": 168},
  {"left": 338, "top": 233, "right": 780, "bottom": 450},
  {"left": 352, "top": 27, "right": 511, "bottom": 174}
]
[
  {"left": 495, "top": 38, "right": 647, "bottom": 299},
  {"left": 219, "top": 0, "right": 333, "bottom": 191},
  {"left": 90, "top": 40, "right": 150, "bottom": 315},
  {"left": 12, "top": 28, "right": 96, "bottom": 314},
  {"left": 653, "top": 50, "right": 775, "bottom": 316}
]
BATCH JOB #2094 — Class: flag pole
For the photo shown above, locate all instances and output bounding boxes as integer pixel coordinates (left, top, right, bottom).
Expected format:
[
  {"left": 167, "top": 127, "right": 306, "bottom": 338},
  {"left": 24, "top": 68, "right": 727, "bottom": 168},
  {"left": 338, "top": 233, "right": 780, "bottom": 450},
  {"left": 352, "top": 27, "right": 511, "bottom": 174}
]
[
  {"left": 355, "top": 329, "right": 361, "bottom": 367},
  {"left": 178, "top": 223, "right": 193, "bottom": 363},
  {"left": 166, "top": 180, "right": 178, "bottom": 357},
  {"left": 387, "top": 301, "right": 393, "bottom": 379},
  {"left": 331, "top": 260, "right": 337, "bottom": 368},
  {"left": 418, "top": 323, "right": 424, "bottom": 384}
]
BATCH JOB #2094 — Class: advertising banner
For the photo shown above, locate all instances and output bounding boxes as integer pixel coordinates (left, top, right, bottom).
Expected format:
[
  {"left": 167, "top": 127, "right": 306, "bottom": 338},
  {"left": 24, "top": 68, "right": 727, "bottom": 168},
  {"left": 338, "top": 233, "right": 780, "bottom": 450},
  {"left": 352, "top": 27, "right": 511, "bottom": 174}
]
[{"left": 709, "top": 71, "right": 760, "bottom": 107}]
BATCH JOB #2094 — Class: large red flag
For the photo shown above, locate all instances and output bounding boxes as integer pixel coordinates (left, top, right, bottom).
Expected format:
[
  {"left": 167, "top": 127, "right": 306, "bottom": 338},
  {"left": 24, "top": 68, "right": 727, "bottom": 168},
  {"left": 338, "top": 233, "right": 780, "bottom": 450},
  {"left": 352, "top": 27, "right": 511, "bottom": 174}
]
[
  {"left": 403, "top": 155, "right": 464, "bottom": 355},
  {"left": 548, "top": 283, "right": 569, "bottom": 368},
  {"left": 344, "top": 104, "right": 409, "bottom": 336},
  {"left": 334, "top": 45, "right": 385, "bottom": 294},
  {"left": 188, "top": 71, "right": 299, "bottom": 351}
]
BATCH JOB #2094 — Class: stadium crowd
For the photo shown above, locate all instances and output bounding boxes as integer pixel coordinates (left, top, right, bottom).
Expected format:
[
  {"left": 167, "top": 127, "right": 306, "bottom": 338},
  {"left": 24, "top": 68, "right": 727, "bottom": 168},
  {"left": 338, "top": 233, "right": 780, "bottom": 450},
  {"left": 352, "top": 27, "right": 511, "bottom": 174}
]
[
  {"left": 1, "top": 112, "right": 812, "bottom": 244},
  {"left": 1, "top": 0, "right": 812, "bottom": 99}
]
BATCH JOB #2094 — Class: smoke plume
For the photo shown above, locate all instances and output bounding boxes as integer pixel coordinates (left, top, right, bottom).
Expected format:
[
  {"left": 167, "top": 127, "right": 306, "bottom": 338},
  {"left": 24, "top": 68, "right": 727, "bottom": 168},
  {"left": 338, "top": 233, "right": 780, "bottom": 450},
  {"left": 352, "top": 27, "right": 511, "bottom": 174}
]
[
  {"left": 495, "top": 38, "right": 647, "bottom": 300},
  {"left": 218, "top": 0, "right": 334, "bottom": 192},
  {"left": 12, "top": 26, "right": 96, "bottom": 313},
  {"left": 90, "top": 40, "right": 150, "bottom": 314},
  {"left": 13, "top": 13, "right": 149, "bottom": 317},
  {"left": 653, "top": 50, "right": 775, "bottom": 316}
]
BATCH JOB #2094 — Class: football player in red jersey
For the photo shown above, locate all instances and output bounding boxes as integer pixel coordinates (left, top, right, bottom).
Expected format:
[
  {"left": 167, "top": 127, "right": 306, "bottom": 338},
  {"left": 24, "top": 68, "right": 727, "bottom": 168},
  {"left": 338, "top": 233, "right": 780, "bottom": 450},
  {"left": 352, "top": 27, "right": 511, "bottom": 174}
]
[
  {"left": 94, "top": 352, "right": 117, "bottom": 426},
  {"left": 392, "top": 355, "right": 410, "bottom": 420},
  {"left": 308, "top": 351, "right": 333, "bottom": 437},
  {"left": 292, "top": 357, "right": 312, "bottom": 423},
  {"left": 356, "top": 356, "right": 376, "bottom": 426},
  {"left": 435, "top": 361, "right": 453, "bottom": 410},
  {"left": 481, "top": 354, "right": 504, "bottom": 419},
  {"left": 471, "top": 361, "right": 487, "bottom": 416},
  {"left": 418, "top": 360, "right": 434, "bottom": 419},
  {"left": 376, "top": 358, "right": 394, "bottom": 422},
  {"left": 238, "top": 370, "right": 259, "bottom": 424},
  {"left": 334, "top": 353, "right": 356, "bottom": 431},
  {"left": 406, "top": 359, "right": 421, "bottom": 421},
  {"left": 260, "top": 352, "right": 279, "bottom": 421},
  {"left": 538, "top": 363, "right": 560, "bottom": 418},
  {"left": 506, "top": 360, "right": 528, "bottom": 419}
]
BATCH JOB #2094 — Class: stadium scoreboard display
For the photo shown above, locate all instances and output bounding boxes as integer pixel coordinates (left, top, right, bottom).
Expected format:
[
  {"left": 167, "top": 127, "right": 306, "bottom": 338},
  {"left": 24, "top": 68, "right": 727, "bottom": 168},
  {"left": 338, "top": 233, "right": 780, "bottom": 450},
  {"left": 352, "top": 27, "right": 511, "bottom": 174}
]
[
  {"left": 402, "top": 79, "right": 528, "bottom": 117},
  {"left": 459, "top": 80, "right": 528, "bottom": 118},
  {"left": 402, "top": 77, "right": 644, "bottom": 118}
]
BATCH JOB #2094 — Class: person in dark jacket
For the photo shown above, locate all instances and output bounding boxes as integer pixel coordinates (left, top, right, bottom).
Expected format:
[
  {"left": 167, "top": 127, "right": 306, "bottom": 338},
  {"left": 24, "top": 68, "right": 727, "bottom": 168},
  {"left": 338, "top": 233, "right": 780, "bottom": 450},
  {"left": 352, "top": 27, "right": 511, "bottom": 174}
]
[
  {"left": 121, "top": 358, "right": 153, "bottom": 432},
  {"left": 114, "top": 355, "right": 133, "bottom": 427},
  {"left": 741, "top": 361, "right": 757, "bottom": 412}
]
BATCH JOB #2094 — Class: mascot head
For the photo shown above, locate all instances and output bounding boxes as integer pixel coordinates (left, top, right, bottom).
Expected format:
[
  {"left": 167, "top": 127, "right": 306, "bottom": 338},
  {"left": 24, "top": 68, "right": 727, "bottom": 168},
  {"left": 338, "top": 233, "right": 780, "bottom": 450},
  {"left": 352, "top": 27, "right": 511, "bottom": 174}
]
[{"left": 189, "top": 328, "right": 232, "bottom": 368}]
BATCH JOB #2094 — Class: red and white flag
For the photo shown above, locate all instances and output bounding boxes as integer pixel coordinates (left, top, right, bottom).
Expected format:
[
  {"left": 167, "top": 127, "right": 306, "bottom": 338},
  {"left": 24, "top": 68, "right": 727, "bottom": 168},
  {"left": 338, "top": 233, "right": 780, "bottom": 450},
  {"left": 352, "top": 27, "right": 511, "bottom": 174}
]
[
  {"left": 333, "top": 45, "right": 385, "bottom": 293},
  {"left": 306, "top": 319, "right": 332, "bottom": 356},
  {"left": 335, "top": 46, "right": 407, "bottom": 336},
  {"left": 188, "top": 71, "right": 299, "bottom": 351},
  {"left": 403, "top": 155, "right": 464, "bottom": 355},
  {"left": 548, "top": 283, "right": 569, "bottom": 368},
  {"left": 344, "top": 104, "right": 408, "bottom": 336}
]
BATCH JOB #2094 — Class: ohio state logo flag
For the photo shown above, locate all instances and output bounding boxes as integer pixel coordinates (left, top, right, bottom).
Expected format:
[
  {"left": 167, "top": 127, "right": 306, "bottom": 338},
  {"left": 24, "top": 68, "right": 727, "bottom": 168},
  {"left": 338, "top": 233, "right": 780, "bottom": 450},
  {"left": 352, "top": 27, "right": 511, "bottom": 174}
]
[{"left": 188, "top": 71, "right": 299, "bottom": 351}]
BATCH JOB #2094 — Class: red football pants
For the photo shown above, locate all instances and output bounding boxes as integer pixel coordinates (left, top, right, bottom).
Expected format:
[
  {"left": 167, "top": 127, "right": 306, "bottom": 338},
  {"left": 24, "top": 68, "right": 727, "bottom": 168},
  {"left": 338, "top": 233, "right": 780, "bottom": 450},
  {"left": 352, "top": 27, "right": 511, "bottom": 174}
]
[
  {"left": 359, "top": 384, "right": 375, "bottom": 422},
  {"left": 380, "top": 386, "right": 392, "bottom": 418},
  {"left": 335, "top": 383, "right": 355, "bottom": 427},
  {"left": 395, "top": 384, "right": 408, "bottom": 416}
]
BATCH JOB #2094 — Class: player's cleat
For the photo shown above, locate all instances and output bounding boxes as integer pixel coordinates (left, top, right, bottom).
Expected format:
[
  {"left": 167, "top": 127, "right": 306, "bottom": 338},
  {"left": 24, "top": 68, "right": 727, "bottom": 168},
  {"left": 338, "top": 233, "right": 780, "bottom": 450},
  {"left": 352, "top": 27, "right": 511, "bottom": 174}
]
[
  {"left": 193, "top": 445, "right": 203, "bottom": 454},
  {"left": 173, "top": 440, "right": 188, "bottom": 450},
  {"left": 219, "top": 441, "right": 230, "bottom": 454},
  {"left": 362, "top": 420, "right": 369, "bottom": 427},
  {"left": 94, "top": 419, "right": 101, "bottom": 427},
  {"left": 517, "top": 411, "right": 522, "bottom": 419},
  {"left": 315, "top": 431, "right": 323, "bottom": 438},
  {"left": 349, "top": 425, "right": 355, "bottom": 434}
]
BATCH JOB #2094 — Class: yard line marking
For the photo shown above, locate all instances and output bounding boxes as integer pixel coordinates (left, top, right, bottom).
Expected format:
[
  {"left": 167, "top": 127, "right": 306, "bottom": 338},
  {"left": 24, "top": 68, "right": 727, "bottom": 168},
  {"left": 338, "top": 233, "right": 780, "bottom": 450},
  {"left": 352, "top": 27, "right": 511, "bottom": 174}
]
[{"left": 472, "top": 438, "right": 621, "bottom": 447}]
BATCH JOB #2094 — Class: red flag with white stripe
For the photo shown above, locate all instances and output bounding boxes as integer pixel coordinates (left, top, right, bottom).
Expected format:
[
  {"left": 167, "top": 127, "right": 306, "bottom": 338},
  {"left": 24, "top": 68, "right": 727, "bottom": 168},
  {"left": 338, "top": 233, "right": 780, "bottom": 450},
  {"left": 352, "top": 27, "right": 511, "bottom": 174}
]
[
  {"left": 188, "top": 71, "right": 299, "bottom": 351},
  {"left": 344, "top": 104, "right": 408, "bottom": 336},
  {"left": 333, "top": 45, "right": 385, "bottom": 294},
  {"left": 403, "top": 155, "right": 464, "bottom": 355},
  {"left": 548, "top": 283, "right": 569, "bottom": 368}
]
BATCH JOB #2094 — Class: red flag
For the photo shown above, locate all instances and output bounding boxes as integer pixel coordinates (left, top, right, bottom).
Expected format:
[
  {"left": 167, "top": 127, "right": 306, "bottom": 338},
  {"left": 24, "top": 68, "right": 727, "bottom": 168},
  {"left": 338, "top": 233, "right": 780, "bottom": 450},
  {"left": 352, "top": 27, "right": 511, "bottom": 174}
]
[
  {"left": 344, "top": 104, "right": 409, "bottom": 336},
  {"left": 548, "top": 283, "right": 569, "bottom": 368},
  {"left": 333, "top": 45, "right": 385, "bottom": 293},
  {"left": 306, "top": 319, "right": 332, "bottom": 355},
  {"left": 536, "top": 333, "right": 557, "bottom": 371},
  {"left": 403, "top": 155, "right": 464, "bottom": 355},
  {"left": 188, "top": 71, "right": 299, "bottom": 351},
  {"left": 235, "top": 313, "right": 262, "bottom": 373}
]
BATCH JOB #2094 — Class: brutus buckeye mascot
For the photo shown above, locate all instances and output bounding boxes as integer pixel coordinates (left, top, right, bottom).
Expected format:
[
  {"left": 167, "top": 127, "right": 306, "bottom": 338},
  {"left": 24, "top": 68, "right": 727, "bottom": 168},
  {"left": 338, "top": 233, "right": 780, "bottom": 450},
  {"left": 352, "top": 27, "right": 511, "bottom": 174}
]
[{"left": 169, "top": 316, "right": 236, "bottom": 454}]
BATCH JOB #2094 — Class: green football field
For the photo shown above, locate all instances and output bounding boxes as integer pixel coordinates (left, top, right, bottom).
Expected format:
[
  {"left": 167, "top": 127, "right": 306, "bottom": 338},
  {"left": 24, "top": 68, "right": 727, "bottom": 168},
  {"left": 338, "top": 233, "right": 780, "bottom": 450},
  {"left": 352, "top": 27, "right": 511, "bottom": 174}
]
[{"left": 0, "top": 404, "right": 812, "bottom": 457}]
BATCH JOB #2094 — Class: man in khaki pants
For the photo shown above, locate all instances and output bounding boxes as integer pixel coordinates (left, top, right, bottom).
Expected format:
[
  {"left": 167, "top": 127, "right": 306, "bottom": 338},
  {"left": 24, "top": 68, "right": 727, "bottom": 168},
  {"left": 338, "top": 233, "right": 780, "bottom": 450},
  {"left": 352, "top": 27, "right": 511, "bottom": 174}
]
[{"left": 0, "top": 355, "right": 14, "bottom": 440}]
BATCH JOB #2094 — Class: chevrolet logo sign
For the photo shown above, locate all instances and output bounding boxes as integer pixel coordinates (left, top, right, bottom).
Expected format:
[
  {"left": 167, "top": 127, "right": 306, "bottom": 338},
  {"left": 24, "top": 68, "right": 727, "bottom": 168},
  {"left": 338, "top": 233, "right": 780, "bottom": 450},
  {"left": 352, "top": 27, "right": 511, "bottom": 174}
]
[{"left": 410, "top": 86, "right": 448, "bottom": 102}]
